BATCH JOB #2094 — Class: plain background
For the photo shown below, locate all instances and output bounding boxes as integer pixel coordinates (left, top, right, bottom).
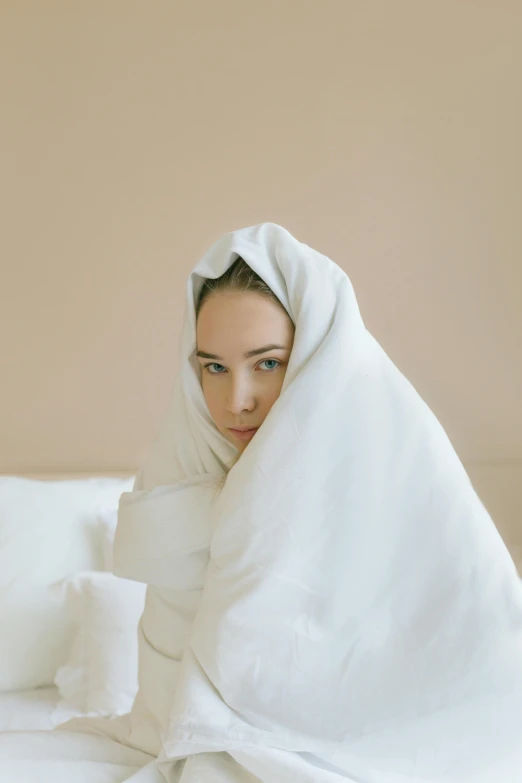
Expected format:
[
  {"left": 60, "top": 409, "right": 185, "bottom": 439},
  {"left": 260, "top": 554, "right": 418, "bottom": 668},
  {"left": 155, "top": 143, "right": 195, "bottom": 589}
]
[{"left": 1, "top": 1, "right": 521, "bottom": 549}]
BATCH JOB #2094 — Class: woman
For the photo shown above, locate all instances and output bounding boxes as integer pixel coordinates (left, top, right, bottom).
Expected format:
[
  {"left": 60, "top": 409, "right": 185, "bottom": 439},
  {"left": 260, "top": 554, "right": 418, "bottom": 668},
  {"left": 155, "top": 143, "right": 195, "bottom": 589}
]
[{"left": 1, "top": 222, "right": 521, "bottom": 782}]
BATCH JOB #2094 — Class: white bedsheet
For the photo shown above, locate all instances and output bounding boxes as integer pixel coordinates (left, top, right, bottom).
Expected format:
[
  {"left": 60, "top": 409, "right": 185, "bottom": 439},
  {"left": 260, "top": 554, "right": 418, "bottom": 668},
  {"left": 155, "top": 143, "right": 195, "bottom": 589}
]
[
  {"left": 0, "top": 687, "right": 61, "bottom": 732},
  {"left": 0, "top": 729, "right": 160, "bottom": 783},
  {"left": 0, "top": 690, "right": 155, "bottom": 782}
]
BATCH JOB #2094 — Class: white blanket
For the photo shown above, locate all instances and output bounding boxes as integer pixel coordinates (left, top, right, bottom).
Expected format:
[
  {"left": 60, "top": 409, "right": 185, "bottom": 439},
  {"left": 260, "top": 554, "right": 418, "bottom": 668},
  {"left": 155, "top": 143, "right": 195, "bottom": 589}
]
[
  {"left": 120, "top": 223, "right": 522, "bottom": 780},
  {"left": 2, "top": 222, "right": 522, "bottom": 782}
]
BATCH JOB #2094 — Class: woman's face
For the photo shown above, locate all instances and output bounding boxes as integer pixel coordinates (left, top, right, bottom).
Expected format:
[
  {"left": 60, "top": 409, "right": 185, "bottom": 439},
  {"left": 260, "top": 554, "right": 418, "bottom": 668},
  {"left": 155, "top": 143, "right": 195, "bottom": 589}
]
[{"left": 196, "top": 291, "right": 295, "bottom": 452}]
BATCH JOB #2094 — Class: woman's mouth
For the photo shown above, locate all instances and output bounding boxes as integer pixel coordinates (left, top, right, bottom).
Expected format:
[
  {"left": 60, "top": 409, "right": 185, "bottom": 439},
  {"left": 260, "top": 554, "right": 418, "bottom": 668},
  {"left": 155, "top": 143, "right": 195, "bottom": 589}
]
[{"left": 228, "top": 427, "right": 259, "bottom": 442}]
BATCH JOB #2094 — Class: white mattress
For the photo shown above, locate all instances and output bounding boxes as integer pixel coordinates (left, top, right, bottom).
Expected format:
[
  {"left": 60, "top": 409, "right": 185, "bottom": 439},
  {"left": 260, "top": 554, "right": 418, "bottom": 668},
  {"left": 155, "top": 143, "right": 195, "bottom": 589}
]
[{"left": 0, "top": 687, "right": 61, "bottom": 732}]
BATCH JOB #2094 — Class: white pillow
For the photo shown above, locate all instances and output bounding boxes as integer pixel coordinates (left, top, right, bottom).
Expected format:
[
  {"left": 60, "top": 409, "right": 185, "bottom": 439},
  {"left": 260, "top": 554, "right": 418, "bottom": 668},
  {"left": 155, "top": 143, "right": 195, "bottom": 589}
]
[
  {"left": 0, "top": 475, "right": 134, "bottom": 691},
  {"left": 53, "top": 570, "right": 146, "bottom": 721}
]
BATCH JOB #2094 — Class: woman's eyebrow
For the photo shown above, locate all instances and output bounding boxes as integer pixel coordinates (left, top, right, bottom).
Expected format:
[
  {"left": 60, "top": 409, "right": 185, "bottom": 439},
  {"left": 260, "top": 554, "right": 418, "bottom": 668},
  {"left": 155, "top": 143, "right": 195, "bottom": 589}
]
[{"left": 196, "top": 344, "right": 287, "bottom": 361}]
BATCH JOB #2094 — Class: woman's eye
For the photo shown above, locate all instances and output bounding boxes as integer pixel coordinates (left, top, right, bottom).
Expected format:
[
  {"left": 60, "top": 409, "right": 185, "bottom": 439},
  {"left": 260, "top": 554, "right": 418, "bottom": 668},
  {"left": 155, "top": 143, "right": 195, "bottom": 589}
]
[
  {"left": 205, "top": 363, "right": 226, "bottom": 374},
  {"left": 259, "top": 359, "right": 280, "bottom": 371}
]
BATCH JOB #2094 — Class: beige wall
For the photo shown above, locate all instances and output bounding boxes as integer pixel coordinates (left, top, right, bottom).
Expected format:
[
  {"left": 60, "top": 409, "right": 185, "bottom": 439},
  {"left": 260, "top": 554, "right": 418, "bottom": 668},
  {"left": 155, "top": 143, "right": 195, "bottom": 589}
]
[{"left": 1, "top": 2, "right": 521, "bottom": 546}]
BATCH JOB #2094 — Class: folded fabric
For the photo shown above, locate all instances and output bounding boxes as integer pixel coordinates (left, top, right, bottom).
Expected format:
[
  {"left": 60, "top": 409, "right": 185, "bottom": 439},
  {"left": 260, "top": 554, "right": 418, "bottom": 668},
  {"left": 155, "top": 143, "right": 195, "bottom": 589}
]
[
  {"left": 53, "top": 570, "right": 146, "bottom": 721},
  {"left": 109, "top": 475, "right": 220, "bottom": 756}
]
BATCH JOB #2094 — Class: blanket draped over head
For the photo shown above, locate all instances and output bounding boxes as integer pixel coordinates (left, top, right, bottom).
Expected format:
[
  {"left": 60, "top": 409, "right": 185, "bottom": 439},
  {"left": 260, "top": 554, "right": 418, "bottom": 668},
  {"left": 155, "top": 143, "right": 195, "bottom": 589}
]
[{"left": 112, "top": 223, "right": 522, "bottom": 782}]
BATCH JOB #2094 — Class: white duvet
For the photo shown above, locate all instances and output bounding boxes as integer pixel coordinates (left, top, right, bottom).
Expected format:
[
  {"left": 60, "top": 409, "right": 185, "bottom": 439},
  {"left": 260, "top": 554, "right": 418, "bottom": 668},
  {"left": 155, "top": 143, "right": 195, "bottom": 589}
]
[{"left": 1, "top": 222, "right": 522, "bottom": 782}]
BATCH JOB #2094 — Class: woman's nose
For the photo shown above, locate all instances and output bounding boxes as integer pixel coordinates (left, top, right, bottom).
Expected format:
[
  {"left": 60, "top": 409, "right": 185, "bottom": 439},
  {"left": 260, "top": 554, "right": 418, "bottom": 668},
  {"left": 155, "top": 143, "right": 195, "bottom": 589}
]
[{"left": 226, "top": 377, "right": 255, "bottom": 414}]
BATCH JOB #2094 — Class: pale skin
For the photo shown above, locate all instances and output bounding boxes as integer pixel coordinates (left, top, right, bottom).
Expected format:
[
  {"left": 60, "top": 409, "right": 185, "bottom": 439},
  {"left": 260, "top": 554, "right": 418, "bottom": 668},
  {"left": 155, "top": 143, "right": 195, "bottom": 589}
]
[{"left": 196, "top": 291, "right": 295, "bottom": 453}]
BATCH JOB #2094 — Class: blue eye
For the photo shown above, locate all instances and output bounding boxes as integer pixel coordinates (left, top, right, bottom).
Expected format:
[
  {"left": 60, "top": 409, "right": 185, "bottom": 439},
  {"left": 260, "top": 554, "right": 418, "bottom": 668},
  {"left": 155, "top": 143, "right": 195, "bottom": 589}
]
[
  {"left": 259, "top": 359, "right": 280, "bottom": 371},
  {"left": 205, "top": 363, "right": 226, "bottom": 374}
]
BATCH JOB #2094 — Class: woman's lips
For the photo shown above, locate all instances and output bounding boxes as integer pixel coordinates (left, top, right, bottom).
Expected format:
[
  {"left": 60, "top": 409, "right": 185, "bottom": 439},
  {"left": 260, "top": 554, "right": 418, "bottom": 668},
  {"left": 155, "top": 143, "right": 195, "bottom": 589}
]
[{"left": 228, "top": 427, "right": 259, "bottom": 442}]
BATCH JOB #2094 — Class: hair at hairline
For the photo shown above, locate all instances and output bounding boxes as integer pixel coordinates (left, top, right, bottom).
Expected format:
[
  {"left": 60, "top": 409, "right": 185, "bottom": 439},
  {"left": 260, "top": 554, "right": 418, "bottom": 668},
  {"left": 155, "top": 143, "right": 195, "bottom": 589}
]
[{"left": 195, "top": 256, "right": 281, "bottom": 319}]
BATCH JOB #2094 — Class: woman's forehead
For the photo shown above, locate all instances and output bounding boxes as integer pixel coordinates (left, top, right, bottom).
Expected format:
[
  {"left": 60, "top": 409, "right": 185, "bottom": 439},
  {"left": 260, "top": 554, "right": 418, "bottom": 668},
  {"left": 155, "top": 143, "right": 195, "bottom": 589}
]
[{"left": 196, "top": 293, "right": 294, "bottom": 355}]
